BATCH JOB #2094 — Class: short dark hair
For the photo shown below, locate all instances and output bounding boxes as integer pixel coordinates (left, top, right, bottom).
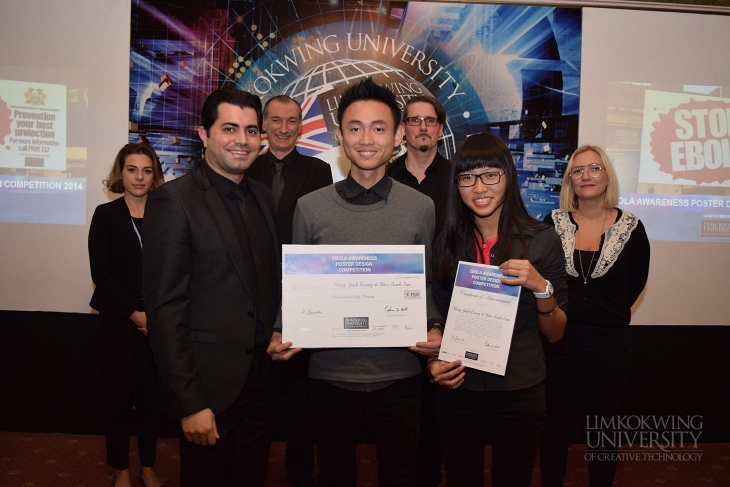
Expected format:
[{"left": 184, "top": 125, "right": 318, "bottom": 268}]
[
  {"left": 337, "top": 77, "right": 401, "bottom": 130},
  {"left": 263, "top": 95, "right": 302, "bottom": 120},
  {"left": 201, "top": 89, "right": 263, "bottom": 134},
  {"left": 403, "top": 95, "right": 447, "bottom": 125},
  {"left": 104, "top": 142, "right": 164, "bottom": 194}
]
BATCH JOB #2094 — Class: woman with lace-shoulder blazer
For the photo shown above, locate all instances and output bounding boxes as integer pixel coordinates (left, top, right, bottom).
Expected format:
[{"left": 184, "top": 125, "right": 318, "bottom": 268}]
[{"left": 540, "top": 145, "right": 650, "bottom": 487}]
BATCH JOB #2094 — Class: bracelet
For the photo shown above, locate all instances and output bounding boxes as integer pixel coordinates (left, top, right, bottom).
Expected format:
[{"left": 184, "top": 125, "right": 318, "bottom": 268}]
[{"left": 536, "top": 298, "right": 559, "bottom": 317}]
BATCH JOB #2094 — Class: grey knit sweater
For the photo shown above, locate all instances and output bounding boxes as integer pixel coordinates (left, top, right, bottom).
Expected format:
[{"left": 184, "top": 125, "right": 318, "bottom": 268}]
[{"left": 278, "top": 179, "right": 442, "bottom": 384}]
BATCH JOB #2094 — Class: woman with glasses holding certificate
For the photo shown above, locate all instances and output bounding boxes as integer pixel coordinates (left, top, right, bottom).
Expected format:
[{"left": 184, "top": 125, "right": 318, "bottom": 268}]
[
  {"left": 539, "top": 145, "right": 650, "bottom": 487},
  {"left": 429, "top": 133, "right": 568, "bottom": 487}
]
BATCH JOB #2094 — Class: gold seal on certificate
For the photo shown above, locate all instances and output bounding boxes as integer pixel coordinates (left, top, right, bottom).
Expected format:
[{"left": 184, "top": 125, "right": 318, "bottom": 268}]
[{"left": 281, "top": 244, "right": 428, "bottom": 348}]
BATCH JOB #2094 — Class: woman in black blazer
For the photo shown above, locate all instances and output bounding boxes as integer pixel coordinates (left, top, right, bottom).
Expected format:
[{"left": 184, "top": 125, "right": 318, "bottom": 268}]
[{"left": 89, "top": 143, "right": 165, "bottom": 487}]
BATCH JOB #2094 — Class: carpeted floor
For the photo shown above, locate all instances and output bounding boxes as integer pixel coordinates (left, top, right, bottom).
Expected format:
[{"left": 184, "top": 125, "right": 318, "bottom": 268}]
[{"left": 0, "top": 432, "right": 728, "bottom": 486}]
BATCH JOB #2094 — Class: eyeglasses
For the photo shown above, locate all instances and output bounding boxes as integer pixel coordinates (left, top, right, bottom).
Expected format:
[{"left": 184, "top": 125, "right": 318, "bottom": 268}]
[
  {"left": 569, "top": 164, "right": 604, "bottom": 179},
  {"left": 456, "top": 171, "right": 504, "bottom": 187},
  {"left": 405, "top": 116, "right": 439, "bottom": 127}
]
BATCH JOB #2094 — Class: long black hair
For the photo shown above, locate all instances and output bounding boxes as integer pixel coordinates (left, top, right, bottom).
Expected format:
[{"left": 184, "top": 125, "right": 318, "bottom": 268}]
[{"left": 434, "top": 132, "right": 545, "bottom": 285}]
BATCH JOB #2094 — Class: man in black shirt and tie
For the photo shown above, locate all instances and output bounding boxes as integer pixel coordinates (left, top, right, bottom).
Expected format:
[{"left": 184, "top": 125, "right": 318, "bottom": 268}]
[
  {"left": 248, "top": 94, "right": 332, "bottom": 487},
  {"left": 248, "top": 95, "right": 333, "bottom": 245}
]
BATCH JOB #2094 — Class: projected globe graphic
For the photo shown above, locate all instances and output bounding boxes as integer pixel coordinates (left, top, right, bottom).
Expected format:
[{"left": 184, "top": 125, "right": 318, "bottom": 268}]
[{"left": 274, "top": 59, "right": 456, "bottom": 179}]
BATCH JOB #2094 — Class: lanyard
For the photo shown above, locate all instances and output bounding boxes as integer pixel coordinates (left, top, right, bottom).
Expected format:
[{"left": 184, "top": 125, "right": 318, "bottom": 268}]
[{"left": 131, "top": 218, "right": 142, "bottom": 248}]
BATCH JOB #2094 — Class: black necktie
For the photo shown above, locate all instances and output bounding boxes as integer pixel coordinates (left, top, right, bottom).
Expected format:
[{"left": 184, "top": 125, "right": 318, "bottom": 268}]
[
  {"left": 232, "top": 186, "right": 274, "bottom": 326},
  {"left": 271, "top": 161, "right": 285, "bottom": 210}
]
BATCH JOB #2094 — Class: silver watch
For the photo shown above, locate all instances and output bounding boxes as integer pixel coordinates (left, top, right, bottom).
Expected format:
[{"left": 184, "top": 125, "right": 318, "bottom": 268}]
[{"left": 533, "top": 280, "right": 554, "bottom": 299}]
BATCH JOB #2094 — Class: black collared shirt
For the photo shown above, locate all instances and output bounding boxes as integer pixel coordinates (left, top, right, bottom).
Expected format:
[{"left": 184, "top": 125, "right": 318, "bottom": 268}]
[
  {"left": 335, "top": 172, "right": 392, "bottom": 205},
  {"left": 388, "top": 152, "right": 451, "bottom": 230},
  {"left": 202, "top": 162, "right": 275, "bottom": 348}
]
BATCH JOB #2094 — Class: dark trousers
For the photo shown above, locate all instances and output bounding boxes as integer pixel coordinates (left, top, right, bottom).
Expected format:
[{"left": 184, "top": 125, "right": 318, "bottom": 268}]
[
  {"left": 178, "top": 352, "right": 279, "bottom": 487},
  {"left": 98, "top": 314, "right": 160, "bottom": 470},
  {"left": 436, "top": 382, "right": 546, "bottom": 487},
  {"left": 540, "top": 344, "right": 633, "bottom": 487},
  {"left": 310, "top": 375, "right": 421, "bottom": 487},
  {"left": 283, "top": 352, "right": 315, "bottom": 481},
  {"left": 417, "top": 366, "right": 443, "bottom": 487}
]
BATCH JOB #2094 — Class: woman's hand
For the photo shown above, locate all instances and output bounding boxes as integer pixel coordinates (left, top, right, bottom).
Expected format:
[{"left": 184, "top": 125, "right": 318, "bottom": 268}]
[
  {"left": 428, "top": 359, "right": 466, "bottom": 389},
  {"left": 499, "top": 259, "right": 548, "bottom": 294}
]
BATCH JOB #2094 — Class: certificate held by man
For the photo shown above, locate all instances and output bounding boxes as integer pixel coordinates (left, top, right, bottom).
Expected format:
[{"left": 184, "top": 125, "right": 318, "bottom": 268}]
[
  {"left": 438, "top": 262, "right": 521, "bottom": 375},
  {"left": 281, "top": 244, "right": 427, "bottom": 348}
]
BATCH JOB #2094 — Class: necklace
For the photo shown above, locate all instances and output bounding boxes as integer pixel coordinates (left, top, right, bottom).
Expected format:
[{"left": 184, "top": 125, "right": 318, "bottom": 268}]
[
  {"left": 577, "top": 209, "right": 609, "bottom": 285},
  {"left": 478, "top": 235, "right": 497, "bottom": 249}
]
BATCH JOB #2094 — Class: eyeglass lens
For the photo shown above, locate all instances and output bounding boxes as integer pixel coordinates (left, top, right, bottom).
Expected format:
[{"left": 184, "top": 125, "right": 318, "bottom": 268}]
[
  {"left": 407, "top": 117, "right": 438, "bottom": 126},
  {"left": 570, "top": 164, "right": 602, "bottom": 178},
  {"left": 458, "top": 171, "right": 502, "bottom": 186}
]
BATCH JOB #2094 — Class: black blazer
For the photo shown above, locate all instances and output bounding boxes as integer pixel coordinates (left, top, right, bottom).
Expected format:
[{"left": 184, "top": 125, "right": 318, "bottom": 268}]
[
  {"left": 247, "top": 148, "right": 333, "bottom": 245},
  {"left": 89, "top": 196, "right": 143, "bottom": 320},
  {"left": 142, "top": 161, "right": 281, "bottom": 419}
]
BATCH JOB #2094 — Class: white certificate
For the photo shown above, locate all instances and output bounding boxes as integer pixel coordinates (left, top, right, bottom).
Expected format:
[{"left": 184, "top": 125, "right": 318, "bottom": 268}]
[
  {"left": 438, "top": 262, "right": 521, "bottom": 375},
  {"left": 281, "top": 245, "right": 427, "bottom": 348}
]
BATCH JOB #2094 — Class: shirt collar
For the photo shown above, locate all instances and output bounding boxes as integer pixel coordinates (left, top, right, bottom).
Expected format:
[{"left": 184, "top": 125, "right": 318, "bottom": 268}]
[
  {"left": 391, "top": 151, "right": 444, "bottom": 176},
  {"left": 203, "top": 160, "right": 248, "bottom": 199},
  {"left": 343, "top": 172, "right": 392, "bottom": 200},
  {"left": 266, "top": 148, "right": 297, "bottom": 167}
]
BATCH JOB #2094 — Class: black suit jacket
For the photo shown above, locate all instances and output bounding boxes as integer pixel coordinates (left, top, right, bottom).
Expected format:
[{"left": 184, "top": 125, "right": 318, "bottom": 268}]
[
  {"left": 88, "top": 196, "right": 143, "bottom": 320},
  {"left": 142, "top": 161, "right": 281, "bottom": 419},
  {"left": 247, "top": 148, "right": 332, "bottom": 245}
]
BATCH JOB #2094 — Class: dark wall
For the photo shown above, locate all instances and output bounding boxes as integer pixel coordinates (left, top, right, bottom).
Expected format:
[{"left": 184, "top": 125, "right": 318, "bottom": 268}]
[
  {"left": 1, "top": 310, "right": 729, "bottom": 441},
  {"left": 1, "top": 311, "right": 105, "bottom": 434}
]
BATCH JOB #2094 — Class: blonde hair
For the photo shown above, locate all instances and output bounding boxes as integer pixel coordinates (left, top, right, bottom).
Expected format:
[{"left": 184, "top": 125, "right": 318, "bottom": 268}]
[
  {"left": 559, "top": 145, "right": 619, "bottom": 212},
  {"left": 104, "top": 142, "right": 164, "bottom": 194}
]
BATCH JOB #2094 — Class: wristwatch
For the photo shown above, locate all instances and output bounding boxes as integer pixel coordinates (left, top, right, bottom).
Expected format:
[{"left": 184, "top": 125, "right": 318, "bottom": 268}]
[{"left": 533, "top": 280, "right": 554, "bottom": 299}]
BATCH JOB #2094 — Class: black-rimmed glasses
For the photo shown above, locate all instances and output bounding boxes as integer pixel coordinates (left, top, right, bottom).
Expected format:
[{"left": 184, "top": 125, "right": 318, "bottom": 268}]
[
  {"left": 405, "top": 116, "right": 439, "bottom": 126},
  {"left": 569, "top": 164, "right": 604, "bottom": 179},
  {"left": 456, "top": 171, "right": 504, "bottom": 187}
]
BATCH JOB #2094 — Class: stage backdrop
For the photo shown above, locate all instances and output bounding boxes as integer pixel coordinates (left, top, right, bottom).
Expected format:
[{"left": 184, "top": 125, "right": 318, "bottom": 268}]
[{"left": 129, "top": 0, "right": 581, "bottom": 222}]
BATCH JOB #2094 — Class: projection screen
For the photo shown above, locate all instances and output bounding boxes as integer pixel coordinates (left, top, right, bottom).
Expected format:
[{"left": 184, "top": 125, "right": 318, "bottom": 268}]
[{"left": 579, "top": 7, "right": 730, "bottom": 325}]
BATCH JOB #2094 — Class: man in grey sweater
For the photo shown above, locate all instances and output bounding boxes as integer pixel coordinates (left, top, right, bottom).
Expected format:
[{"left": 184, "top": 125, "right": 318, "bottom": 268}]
[{"left": 268, "top": 77, "right": 444, "bottom": 487}]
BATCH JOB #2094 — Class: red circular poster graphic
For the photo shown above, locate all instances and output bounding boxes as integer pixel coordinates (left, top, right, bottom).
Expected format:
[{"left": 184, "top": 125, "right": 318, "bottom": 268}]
[
  {"left": 650, "top": 98, "right": 730, "bottom": 184},
  {"left": 0, "top": 97, "right": 12, "bottom": 150}
]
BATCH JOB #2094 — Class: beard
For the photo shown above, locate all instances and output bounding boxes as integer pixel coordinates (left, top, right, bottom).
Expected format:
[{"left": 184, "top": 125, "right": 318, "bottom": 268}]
[{"left": 417, "top": 143, "right": 431, "bottom": 152}]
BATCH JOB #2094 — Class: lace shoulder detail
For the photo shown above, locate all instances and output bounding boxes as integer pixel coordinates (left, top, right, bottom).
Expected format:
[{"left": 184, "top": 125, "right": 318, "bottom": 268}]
[
  {"left": 551, "top": 209, "right": 578, "bottom": 277},
  {"left": 593, "top": 210, "right": 640, "bottom": 278}
]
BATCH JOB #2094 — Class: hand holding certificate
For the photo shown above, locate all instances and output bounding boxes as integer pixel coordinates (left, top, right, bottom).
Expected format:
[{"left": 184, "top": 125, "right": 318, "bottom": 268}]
[
  {"left": 438, "top": 261, "right": 521, "bottom": 375},
  {"left": 281, "top": 245, "right": 428, "bottom": 348}
]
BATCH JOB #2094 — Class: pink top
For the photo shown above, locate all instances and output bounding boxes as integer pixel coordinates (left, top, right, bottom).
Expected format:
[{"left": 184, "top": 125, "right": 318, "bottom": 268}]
[{"left": 475, "top": 236, "right": 498, "bottom": 264}]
